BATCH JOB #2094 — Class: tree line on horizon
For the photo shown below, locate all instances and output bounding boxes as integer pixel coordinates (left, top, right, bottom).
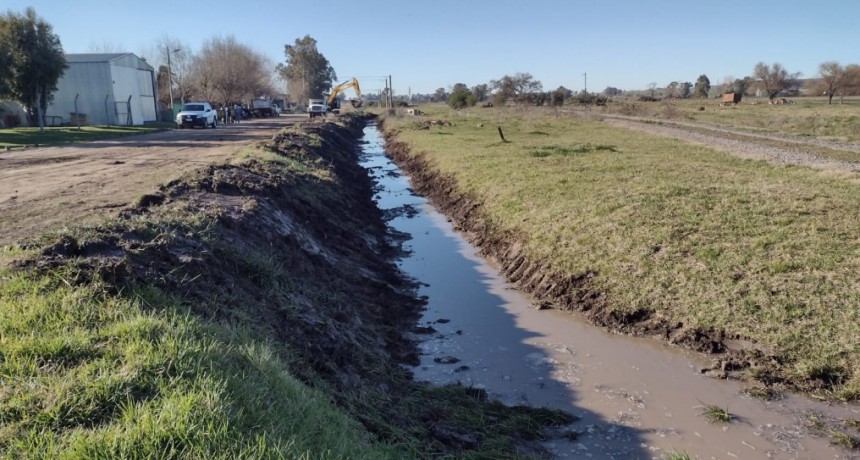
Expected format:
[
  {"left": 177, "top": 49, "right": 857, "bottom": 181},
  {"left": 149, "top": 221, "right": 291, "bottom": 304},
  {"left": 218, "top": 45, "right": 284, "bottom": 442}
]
[{"left": 421, "top": 60, "right": 860, "bottom": 110}]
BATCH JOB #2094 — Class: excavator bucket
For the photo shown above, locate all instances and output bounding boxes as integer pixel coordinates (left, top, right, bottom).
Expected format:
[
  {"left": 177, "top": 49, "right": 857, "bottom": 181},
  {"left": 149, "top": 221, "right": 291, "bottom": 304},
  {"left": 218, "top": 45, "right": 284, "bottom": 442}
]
[{"left": 351, "top": 99, "right": 363, "bottom": 108}]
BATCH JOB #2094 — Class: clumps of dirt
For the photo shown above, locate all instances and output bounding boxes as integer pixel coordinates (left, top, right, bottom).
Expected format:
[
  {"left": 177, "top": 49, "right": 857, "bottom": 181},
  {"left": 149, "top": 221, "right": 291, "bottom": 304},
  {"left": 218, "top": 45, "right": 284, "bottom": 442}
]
[
  {"left": 11, "top": 113, "right": 574, "bottom": 457},
  {"left": 382, "top": 127, "right": 809, "bottom": 395}
]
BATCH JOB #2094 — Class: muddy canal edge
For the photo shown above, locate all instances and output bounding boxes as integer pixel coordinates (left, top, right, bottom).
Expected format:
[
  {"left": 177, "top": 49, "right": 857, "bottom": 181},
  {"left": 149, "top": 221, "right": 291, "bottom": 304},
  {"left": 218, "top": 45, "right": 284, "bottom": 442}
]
[
  {"left": 380, "top": 121, "right": 797, "bottom": 394},
  {"left": 1, "top": 114, "right": 579, "bottom": 458}
]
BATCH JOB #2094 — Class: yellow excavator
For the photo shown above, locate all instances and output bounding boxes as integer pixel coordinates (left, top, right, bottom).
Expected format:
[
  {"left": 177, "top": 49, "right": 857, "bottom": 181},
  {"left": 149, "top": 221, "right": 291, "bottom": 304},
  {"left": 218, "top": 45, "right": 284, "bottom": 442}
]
[{"left": 326, "top": 78, "right": 362, "bottom": 114}]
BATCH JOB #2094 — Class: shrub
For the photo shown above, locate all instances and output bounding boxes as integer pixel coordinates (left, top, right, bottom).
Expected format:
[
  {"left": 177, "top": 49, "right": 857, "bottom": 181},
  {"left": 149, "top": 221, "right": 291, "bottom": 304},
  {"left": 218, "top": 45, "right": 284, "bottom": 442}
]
[{"left": 447, "top": 88, "right": 477, "bottom": 109}]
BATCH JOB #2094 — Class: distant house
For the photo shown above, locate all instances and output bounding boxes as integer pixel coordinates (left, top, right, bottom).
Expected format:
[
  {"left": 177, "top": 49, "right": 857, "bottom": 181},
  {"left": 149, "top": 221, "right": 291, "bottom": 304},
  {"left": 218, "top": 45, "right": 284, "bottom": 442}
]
[{"left": 45, "top": 53, "right": 158, "bottom": 126}]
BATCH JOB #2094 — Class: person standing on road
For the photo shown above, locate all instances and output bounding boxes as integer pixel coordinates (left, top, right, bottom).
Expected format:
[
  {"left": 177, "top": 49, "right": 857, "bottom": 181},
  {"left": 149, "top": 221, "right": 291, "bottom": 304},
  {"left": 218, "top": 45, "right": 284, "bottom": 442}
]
[{"left": 233, "top": 104, "right": 242, "bottom": 124}]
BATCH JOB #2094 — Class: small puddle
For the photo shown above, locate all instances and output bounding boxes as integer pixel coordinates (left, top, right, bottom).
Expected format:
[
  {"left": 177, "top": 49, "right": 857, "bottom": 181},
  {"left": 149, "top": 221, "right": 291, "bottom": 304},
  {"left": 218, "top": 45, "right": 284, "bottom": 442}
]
[{"left": 359, "top": 124, "right": 860, "bottom": 459}]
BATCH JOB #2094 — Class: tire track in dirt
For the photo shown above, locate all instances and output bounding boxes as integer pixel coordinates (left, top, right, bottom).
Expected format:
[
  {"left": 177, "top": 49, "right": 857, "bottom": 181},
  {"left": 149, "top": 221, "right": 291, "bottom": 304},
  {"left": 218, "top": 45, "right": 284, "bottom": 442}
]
[{"left": 600, "top": 114, "right": 860, "bottom": 173}]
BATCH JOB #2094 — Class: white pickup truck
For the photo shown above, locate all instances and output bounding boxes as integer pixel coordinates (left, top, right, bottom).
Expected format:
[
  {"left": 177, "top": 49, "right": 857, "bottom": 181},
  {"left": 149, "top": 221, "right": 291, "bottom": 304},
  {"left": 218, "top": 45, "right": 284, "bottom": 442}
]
[{"left": 307, "top": 99, "right": 326, "bottom": 119}]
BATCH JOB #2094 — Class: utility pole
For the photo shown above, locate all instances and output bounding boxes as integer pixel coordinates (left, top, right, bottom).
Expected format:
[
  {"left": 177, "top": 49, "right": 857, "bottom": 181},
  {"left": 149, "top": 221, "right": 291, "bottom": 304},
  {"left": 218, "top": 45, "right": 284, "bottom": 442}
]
[
  {"left": 388, "top": 75, "right": 393, "bottom": 110},
  {"left": 583, "top": 72, "right": 587, "bottom": 94},
  {"left": 167, "top": 46, "right": 173, "bottom": 115},
  {"left": 384, "top": 79, "right": 389, "bottom": 110},
  {"left": 166, "top": 46, "right": 181, "bottom": 115}
]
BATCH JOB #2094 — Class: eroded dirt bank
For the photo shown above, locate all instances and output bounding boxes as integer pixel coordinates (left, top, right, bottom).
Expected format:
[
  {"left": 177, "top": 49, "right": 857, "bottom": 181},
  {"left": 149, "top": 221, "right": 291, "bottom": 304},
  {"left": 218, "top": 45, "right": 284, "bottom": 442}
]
[
  {"left": 381, "top": 122, "right": 837, "bottom": 397},
  {"left": 2, "top": 115, "right": 574, "bottom": 457}
]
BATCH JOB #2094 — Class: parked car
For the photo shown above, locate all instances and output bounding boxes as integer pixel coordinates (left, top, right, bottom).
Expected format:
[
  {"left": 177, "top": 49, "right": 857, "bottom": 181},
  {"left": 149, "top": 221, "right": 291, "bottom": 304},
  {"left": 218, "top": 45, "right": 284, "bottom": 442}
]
[{"left": 176, "top": 102, "right": 217, "bottom": 128}]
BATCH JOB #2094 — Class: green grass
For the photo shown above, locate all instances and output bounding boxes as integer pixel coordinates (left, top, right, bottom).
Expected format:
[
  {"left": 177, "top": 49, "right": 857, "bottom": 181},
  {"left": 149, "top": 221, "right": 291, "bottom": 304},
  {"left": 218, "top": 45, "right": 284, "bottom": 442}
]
[
  {"left": 0, "top": 125, "right": 169, "bottom": 148},
  {"left": 384, "top": 105, "right": 860, "bottom": 398},
  {"left": 806, "top": 411, "right": 860, "bottom": 450},
  {"left": 698, "top": 403, "right": 734, "bottom": 424},
  {"left": 663, "top": 450, "right": 691, "bottom": 460},
  {"left": 0, "top": 273, "right": 391, "bottom": 459}
]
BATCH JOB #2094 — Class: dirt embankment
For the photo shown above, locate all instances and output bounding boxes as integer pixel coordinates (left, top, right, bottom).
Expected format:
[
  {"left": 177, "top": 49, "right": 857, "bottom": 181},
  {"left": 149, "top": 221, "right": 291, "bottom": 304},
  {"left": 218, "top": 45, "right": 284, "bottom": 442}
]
[
  {"left": 383, "top": 127, "right": 796, "bottom": 391},
  {"left": 9, "top": 115, "right": 574, "bottom": 456}
]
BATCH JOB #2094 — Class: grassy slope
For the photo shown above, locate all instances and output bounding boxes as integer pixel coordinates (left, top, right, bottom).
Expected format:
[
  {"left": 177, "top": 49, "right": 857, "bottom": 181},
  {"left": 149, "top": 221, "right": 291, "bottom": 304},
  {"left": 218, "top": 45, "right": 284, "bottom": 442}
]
[
  {"left": 0, "top": 117, "right": 573, "bottom": 458},
  {"left": 385, "top": 105, "right": 860, "bottom": 399}
]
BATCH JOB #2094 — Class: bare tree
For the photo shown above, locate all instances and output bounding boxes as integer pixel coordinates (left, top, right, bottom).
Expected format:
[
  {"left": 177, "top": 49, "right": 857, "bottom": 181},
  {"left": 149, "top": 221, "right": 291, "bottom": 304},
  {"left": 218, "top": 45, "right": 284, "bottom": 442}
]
[
  {"left": 647, "top": 82, "right": 657, "bottom": 99},
  {"left": 191, "top": 36, "right": 273, "bottom": 105},
  {"left": 155, "top": 36, "right": 194, "bottom": 105},
  {"left": 818, "top": 61, "right": 845, "bottom": 104},
  {"left": 753, "top": 62, "right": 800, "bottom": 100}
]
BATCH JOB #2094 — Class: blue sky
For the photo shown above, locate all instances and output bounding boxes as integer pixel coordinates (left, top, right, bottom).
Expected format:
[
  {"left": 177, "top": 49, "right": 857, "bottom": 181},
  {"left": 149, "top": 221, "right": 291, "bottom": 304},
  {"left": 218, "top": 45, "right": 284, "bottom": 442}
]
[{"left": 6, "top": 0, "right": 859, "bottom": 95}]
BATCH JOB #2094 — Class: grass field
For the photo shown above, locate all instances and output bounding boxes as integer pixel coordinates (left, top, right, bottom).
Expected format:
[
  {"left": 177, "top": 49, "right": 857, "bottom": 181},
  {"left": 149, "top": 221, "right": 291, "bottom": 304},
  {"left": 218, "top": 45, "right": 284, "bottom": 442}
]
[
  {"left": 384, "top": 104, "right": 860, "bottom": 399},
  {"left": 600, "top": 96, "right": 860, "bottom": 141},
  {"left": 0, "top": 125, "right": 170, "bottom": 148}
]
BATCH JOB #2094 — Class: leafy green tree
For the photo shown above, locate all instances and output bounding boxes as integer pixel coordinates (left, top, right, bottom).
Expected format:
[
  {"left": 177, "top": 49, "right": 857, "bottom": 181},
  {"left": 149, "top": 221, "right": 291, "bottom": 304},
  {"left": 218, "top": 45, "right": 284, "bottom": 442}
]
[
  {"left": 447, "top": 87, "right": 476, "bottom": 109},
  {"left": 693, "top": 74, "right": 710, "bottom": 98},
  {"left": 679, "top": 81, "right": 692, "bottom": 98},
  {"left": 450, "top": 82, "right": 468, "bottom": 93},
  {"left": 277, "top": 35, "right": 336, "bottom": 104},
  {"left": 0, "top": 7, "right": 67, "bottom": 132},
  {"left": 432, "top": 87, "right": 448, "bottom": 103},
  {"left": 603, "top": 86, "right": 622, "bottom": 96},
  {"left": 490, "top": 73, "right": 542, "bottom": 104},
  {"left": 551, "top": 86, "right": 571, "bottom": 106}
]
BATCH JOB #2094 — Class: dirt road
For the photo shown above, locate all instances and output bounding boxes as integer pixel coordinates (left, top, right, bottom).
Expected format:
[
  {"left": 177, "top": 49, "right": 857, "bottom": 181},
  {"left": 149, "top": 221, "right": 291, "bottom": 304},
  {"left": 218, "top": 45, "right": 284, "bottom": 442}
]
[
  {"left": 0, "top": 115, "right": 306, "bottom": 247},
  {"left": 597, "top": 113, "right": 860, "bottom": 172}
]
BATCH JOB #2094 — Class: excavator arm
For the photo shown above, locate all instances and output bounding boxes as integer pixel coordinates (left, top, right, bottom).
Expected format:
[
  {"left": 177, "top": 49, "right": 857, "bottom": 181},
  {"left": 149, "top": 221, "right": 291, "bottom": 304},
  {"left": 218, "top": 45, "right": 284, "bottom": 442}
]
[{"left": 326, "top": 78, "right": 362, "bottom": 109}]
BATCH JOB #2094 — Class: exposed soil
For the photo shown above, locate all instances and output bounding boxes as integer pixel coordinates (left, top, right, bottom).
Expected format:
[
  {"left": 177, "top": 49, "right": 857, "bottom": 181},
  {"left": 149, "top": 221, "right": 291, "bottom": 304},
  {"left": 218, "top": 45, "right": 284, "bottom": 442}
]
[
  {"left": 0, "top": 116, "right": 305, "bottom": 248},
  {"left": 382, "top": 124, "right": 822, "bottom": 395},
  {"left": 5, "top": 115, "right": 575, "bottom": 456}
]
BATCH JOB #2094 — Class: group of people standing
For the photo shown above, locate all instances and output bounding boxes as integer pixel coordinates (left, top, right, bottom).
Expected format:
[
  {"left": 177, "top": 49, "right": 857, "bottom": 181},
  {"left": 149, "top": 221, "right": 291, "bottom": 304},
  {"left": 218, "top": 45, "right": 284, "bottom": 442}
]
[{"left": 219, "top": 104, "right": 245, "bottom": 124}]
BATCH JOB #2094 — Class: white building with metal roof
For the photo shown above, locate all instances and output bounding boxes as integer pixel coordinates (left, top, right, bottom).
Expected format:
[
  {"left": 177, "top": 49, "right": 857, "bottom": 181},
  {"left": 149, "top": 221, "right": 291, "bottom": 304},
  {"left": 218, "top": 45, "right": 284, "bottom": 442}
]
[{"left": 46, "top": 53, "right": 158, "bottom": 126}]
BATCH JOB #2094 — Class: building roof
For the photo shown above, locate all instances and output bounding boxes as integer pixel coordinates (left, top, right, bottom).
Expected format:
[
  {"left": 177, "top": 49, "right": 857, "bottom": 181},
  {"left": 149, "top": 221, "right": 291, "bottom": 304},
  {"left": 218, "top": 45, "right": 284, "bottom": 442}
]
[
  {"left": 64, "top": 53, "right": 154, "bottom": 72},
  {"left": 65, "top": 53, "right": 133, "bottom": 63}
]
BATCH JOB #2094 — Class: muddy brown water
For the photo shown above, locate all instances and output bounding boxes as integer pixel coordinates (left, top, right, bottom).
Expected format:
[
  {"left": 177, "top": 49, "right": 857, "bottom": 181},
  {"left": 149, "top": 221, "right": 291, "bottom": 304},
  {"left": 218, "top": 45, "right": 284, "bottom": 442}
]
[{"left": 359, "top": 124, "right": 860, "bottom": 459}]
